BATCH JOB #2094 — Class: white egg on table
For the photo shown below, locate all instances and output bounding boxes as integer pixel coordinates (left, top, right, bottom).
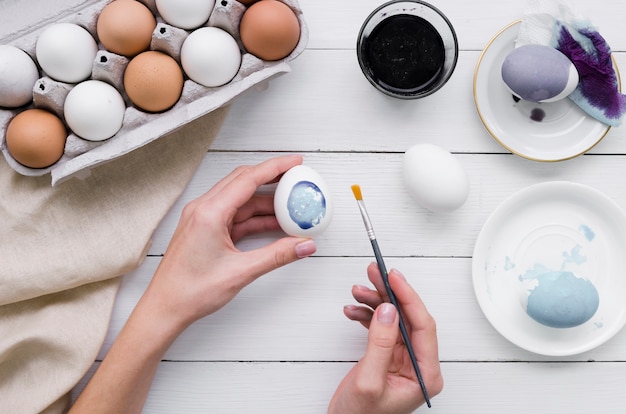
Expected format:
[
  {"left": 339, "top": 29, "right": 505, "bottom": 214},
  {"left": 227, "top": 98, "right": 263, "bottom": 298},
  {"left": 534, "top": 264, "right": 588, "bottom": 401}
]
[
  {"left": 156, "top": 0, "right": 216, "bottom": 30},
  {"left": 64, "top": 80, "right": 126, "bottom": 141},
  {"left": 0, "top": 45, "right": 39, "bottom": 108},
  {"left": 35, "top": 23, "right": 98, "bottom": 83},
  {"left": 181, "top": 27, "right": 242, "bottom": 88},
  {"left": 403, "top": 143, "right": 469, "bottom": 212},
  {"left": 501, "top": 44, "right": 579, "bottom": 103},
  {"left": 274, "top": 165, "right": 333, "bottom": 238}
]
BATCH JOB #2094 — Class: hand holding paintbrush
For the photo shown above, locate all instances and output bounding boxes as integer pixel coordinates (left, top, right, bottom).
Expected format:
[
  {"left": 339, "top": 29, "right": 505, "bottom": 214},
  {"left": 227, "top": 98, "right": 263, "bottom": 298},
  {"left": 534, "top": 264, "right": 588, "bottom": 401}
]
[
  {"left": 332, "top": 185, "right": 440, "bottom": 407},
  {"left": 328, "top": 262, "right": 443, "bottom": 413}
]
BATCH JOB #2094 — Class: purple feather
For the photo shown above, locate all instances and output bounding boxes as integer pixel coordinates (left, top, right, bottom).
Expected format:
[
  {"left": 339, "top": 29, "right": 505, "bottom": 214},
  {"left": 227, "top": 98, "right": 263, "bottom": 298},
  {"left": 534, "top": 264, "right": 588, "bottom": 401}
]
[{"left": 556, "top": 24, "right": 626, "bottom": 123}]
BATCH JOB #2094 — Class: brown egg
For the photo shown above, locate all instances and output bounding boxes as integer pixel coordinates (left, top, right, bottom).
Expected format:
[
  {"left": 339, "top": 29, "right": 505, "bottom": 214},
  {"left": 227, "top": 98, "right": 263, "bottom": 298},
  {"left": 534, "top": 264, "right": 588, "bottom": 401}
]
[
  {"left": 239, "top": 0, "right": 300, "bottom": 61},
  {"left": 97, "top": 0, "right": 156, "bottom": 57},
  {"left": 123, "top": 51, "right": 184, "bottom": 112},
  {"left": 5, "top": 109, "right": 67, "bottom": 168},
  {"left": 238, "top": 0, "right": 259, "bottom": 5}
]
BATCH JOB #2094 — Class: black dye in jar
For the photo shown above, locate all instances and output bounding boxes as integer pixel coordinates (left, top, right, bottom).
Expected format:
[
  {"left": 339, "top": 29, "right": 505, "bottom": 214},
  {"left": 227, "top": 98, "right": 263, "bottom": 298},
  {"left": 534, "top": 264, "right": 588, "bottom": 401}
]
[{"left": 361, "top": 14, "right": 445, "bottom": 94}]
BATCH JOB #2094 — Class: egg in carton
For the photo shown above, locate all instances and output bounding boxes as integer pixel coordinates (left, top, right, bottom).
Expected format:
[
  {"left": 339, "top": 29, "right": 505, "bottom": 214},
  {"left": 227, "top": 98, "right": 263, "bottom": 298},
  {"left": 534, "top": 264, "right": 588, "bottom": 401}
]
[{"left": 0, "top": 0, "right": 308, "bottom": 185}]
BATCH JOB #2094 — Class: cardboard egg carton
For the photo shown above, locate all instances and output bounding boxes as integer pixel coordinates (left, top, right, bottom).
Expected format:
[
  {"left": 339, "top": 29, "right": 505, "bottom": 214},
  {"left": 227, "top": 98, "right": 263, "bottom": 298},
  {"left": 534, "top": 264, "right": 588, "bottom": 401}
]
[{"left": 0, "top": 0, "right": 308, "bottom": 185}]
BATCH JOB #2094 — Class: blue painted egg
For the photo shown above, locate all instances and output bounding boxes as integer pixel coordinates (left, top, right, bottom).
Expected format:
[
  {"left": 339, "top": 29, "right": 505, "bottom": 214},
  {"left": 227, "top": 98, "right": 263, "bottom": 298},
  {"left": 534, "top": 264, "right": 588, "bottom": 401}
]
[
  {"left": 524, "top": 271, "right": 599, "bottom": 328},
  {"left": 501, "top": 44, "right": 579, "bottom": 103},
  {"left": 274, "top": 165, "right": 333, "bottom": 237}
]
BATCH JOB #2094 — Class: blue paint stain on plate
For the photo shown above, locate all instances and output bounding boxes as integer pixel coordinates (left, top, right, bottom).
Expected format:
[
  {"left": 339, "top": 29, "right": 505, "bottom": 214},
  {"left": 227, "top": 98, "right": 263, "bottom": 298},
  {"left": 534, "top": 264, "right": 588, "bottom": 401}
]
[
  {"left": 504, "top": 256, "right": 515, "bottom": 270},
  {"left": 287, "top": 181, "right": 327, "bottom": 230},
  {"left": 562, "top": 244, "right": 586, "bottom": 265},
  {"left": 579, "top": 224, "right": 595, "bottom": 241}
]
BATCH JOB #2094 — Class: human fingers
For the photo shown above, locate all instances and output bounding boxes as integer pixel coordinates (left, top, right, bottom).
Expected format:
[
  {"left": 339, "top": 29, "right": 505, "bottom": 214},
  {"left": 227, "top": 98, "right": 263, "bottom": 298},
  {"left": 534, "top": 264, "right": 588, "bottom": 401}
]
[
  {"left": 229, "top": 194, "right": 279, "bottom": 242},
  {"left": 388, "top": 269, "right": 443, "bottom": 396},
  {"left": 343, "top": 304, "right": 374, "bottom": 329},
  {"left": 198, "top": 155, "right": 303, "bottom": 210},
  {"left": 232, "top": 194, "right": 275, "bottom": 224},
  {"left": 232, "top": 236, "right": 317, "bottom": 287},
  {"left": 388, "top": 269, "right": 436, "bottom": 341},
  {"left": 351, "top": 284, "right": 383, "bottom": 310},
  {"left": 367, "top": 262, "right": 391, "bottom": 303},
  {"left": 343, "top": 266, "right": 387, "bottom": 329},
  {"left": 202, "top": 164, "right": 250, "bottom": 199},
  {"left": 356, "top": 303, "right": 399, "bottom": 395},
  {"left": 230, "top": 215, "right": 281, "bottom": 243}
]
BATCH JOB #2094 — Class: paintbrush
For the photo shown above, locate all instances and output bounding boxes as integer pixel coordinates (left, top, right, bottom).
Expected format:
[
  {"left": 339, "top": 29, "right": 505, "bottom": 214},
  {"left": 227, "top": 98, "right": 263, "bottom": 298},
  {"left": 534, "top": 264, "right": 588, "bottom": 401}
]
[{"left": 351, "top": 184, "right": 431, "bottom": 408}]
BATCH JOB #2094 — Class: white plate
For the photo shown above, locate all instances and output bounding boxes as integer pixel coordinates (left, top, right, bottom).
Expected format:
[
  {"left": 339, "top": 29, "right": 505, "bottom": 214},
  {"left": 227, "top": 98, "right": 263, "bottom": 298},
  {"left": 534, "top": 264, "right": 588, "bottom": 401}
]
[
  {"left": 473, "top": 21, "right": 613, "bottom": 162},
  {"left": 472, "top": 182, "right": 626, "bottom": 356}
]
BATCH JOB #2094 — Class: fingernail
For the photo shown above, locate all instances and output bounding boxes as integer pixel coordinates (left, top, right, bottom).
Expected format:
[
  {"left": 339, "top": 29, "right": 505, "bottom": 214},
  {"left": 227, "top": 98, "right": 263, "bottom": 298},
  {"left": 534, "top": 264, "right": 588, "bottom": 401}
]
[
  {"left": 391, "top": 268, "right": 407, "bottom": 281},
  {"left": 295, "top": 239, "right": 316, "bottom": 258},
  {"left": 377, "top": 303, "right": 397, "bottom": 324},
  {"left": 353, "top": 284, "right": 371, "bottom": 292}
]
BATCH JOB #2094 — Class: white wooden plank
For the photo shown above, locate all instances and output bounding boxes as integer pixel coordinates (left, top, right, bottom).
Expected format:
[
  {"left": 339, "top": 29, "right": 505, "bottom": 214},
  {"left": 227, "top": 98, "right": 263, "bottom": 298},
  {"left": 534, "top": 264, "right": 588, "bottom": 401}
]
[
  {"left": 73, "top": 361, "right": 626, "bottom": 413},
  {"left": 0, "top": 0, "right": 101, "bottom": 42},
  {"left": 99, "top": 256, "right": 626, "bottom": 363},
  {"left": 212, "top": 50, "right": 626, "bottom": 153},
  {"left": 148, "top": 152, "right": 626, "bottom": 257},
  {"left": 212, "top": 51, "right": 497, "bottom": 153}
]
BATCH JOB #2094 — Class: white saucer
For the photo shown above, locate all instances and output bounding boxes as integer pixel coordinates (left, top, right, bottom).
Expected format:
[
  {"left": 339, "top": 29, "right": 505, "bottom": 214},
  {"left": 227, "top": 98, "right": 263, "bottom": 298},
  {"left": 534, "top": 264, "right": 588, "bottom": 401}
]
[
  {"left": 473, "top": 21, "right": 613, "bottom": 162},
  {"left": 472, "top": 182, "right": 626, "bottom": 356}
]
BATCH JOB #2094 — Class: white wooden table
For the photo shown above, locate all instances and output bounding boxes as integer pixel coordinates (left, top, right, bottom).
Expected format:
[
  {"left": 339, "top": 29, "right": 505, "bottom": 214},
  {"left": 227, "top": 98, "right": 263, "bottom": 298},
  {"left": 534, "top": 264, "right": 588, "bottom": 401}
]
[{"left": 5, "top": 0, "right": 626, "bottom": 412}]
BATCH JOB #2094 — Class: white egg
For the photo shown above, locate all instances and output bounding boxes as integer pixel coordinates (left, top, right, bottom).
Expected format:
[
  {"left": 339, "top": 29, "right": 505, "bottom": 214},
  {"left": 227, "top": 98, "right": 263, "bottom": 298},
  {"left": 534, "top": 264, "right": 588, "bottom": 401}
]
[
  {"left": 274, "top": 165, "right": 333, "bottom": 238},
  {"left": 0, "top": 46, "right": 39, "bottom": 108},
  {"left": 156, "top": 0, "right": 216, "bottom": 30},
  {"left": 64, "top": 80, "right": 126, "bottom": 141},
  {"left": 181, "top": 27, "right": 242, "bottom": 87},
  {"left": 403, "top": 144, "right": 469, "bottom": 212},
  {"left": 501, "top": 44, "right": 579, "bottom": 103},
  {"left": 36, "top": 23, "right": 98, "bottom": 83}
]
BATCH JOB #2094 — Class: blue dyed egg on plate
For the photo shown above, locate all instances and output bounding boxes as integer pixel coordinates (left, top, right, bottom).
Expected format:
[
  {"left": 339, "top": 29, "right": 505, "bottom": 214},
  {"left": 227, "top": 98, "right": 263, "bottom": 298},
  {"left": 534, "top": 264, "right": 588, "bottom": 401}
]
[
  {"left": 524, "top": 270, "right": 599, "bottom": 328},
  {"left": 501, "top": 44, "right": 579, "bottom": 103},
  {"left": 274, "top": 165, "right": 333, "bottom": 237}
]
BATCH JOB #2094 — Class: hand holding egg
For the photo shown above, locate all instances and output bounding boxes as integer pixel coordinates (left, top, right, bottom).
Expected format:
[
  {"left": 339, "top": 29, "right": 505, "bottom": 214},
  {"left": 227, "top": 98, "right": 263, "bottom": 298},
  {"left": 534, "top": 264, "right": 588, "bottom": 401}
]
[{"left": 274, "top": 165, "right": 333, "bottom": 237}]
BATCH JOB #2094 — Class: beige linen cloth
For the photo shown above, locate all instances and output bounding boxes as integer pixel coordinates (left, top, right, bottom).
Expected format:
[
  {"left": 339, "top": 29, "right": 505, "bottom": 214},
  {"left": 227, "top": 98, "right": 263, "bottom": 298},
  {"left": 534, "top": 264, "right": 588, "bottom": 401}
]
[{"left": 0, "top": 106, "right": 229, "bottom": 413}]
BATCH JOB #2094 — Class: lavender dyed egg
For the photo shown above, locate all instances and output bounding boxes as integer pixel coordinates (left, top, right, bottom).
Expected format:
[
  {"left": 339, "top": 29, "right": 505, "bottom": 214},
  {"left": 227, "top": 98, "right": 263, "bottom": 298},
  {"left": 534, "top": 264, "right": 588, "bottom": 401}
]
[
  {"left": 501, "top": 44, "right": 579, "bottom": 103},
  {"left": 274, "top": 165, "right": 333, "bottom": 238}
]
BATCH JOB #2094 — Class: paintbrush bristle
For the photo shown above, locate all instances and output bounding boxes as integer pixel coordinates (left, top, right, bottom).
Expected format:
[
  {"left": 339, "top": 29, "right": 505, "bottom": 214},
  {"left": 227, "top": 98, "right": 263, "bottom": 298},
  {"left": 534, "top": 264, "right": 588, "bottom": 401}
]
[{"left": 351, "top": 184, "right": 363, "bottom": 201}]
